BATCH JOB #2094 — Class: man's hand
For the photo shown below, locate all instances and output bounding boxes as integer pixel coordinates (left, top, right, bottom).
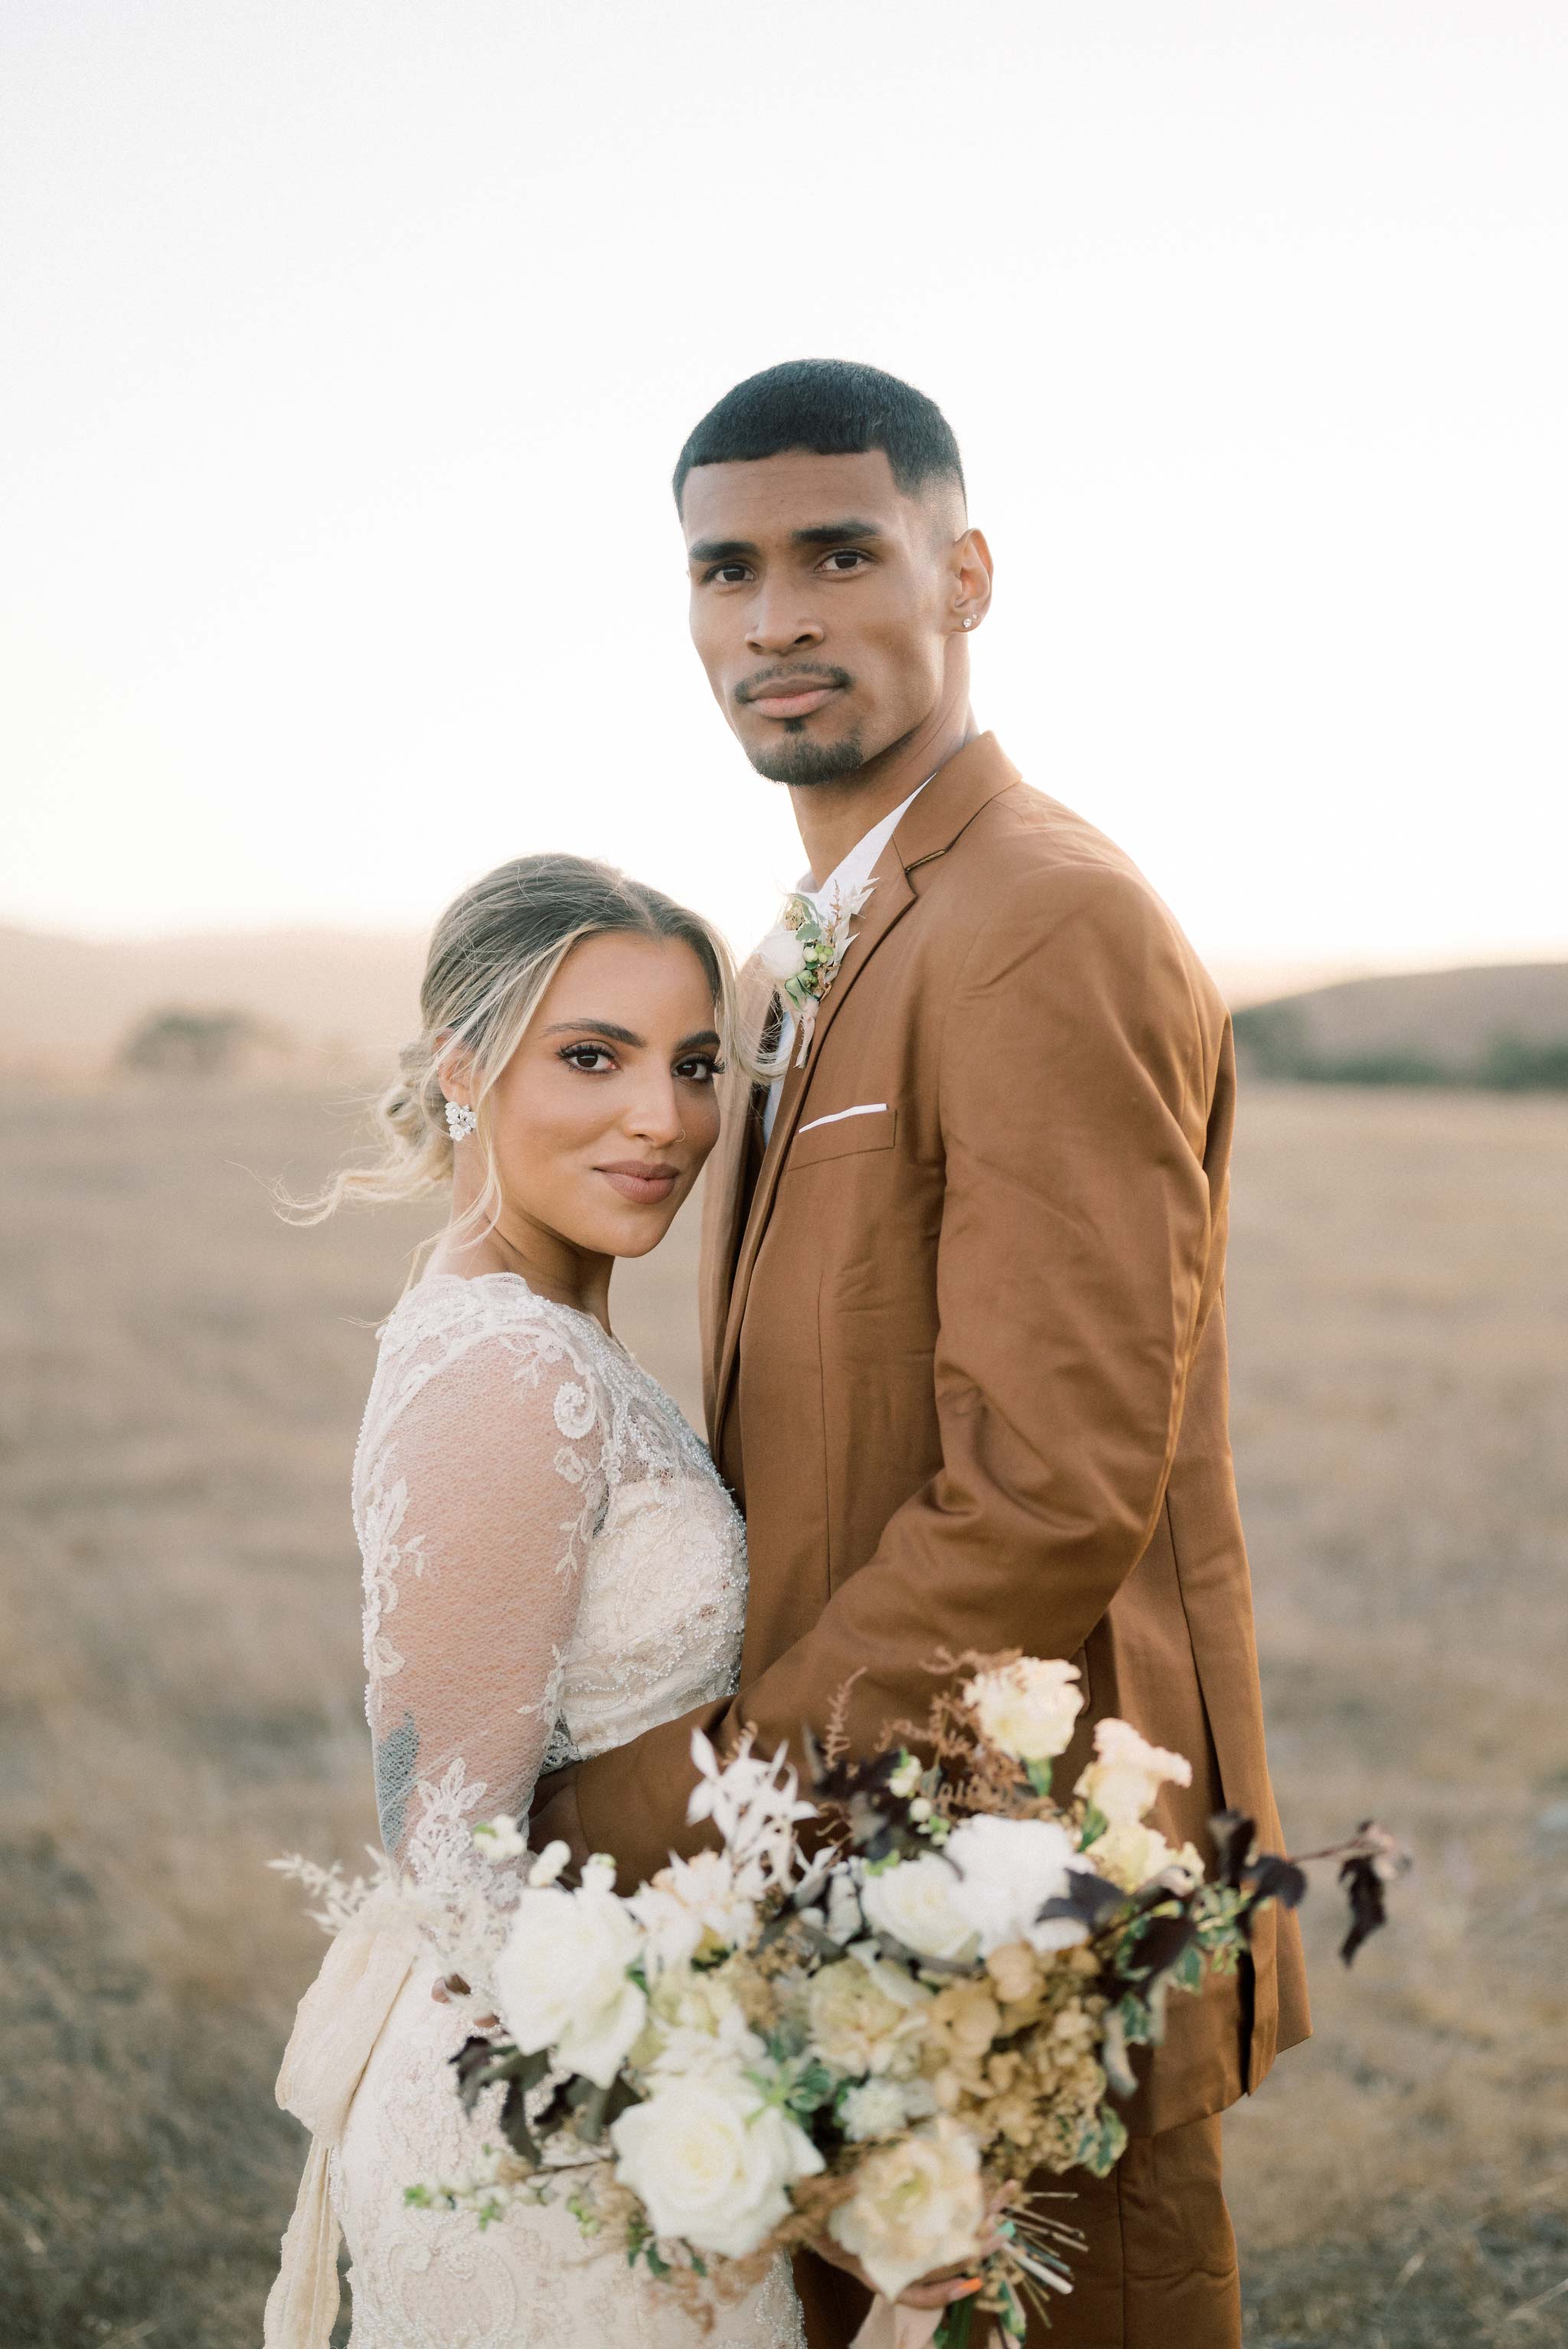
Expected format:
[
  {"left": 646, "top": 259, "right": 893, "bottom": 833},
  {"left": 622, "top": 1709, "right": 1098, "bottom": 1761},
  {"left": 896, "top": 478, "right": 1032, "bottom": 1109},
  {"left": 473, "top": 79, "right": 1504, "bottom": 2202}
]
[{"left": 528, "top": 1763, "right": 591, "bottom": 1872}]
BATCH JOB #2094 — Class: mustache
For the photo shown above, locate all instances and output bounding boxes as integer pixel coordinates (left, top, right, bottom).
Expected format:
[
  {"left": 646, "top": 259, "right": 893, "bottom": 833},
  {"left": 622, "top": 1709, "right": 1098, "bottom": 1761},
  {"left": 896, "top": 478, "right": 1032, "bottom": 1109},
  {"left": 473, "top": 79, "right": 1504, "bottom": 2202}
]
[{"left": 733, "top": 663, "right": 855, "bottom": 704}]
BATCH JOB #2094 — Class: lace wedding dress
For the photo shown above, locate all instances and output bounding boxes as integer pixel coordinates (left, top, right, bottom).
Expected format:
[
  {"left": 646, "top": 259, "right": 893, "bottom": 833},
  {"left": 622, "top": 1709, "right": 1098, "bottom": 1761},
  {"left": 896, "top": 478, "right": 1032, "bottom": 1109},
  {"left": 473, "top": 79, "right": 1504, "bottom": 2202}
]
[{"left": 275, "top": 1271, "right": 804, "bottom": 2349}]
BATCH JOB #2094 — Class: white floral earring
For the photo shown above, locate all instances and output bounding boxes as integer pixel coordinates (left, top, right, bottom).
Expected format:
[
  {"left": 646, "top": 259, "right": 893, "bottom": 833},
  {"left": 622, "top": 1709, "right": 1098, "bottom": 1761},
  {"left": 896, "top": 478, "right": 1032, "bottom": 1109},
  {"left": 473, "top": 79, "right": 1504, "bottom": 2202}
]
[{"left": 444, "top": 1099, "right": 477, "bottom": 1139}]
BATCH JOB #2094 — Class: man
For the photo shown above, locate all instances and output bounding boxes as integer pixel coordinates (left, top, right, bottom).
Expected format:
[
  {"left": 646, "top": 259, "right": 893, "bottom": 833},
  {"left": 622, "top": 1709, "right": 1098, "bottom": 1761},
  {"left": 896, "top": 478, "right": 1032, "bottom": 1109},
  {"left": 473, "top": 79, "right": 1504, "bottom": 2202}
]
[{"left": 534, "top": 358, "right": 1310, "bottom": 2346}]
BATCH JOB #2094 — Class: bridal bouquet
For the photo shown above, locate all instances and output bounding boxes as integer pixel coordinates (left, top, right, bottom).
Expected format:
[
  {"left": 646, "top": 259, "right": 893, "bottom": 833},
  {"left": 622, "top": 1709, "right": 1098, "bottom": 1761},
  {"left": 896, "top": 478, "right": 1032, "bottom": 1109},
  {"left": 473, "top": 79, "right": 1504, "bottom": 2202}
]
[{"left": 394, "top": 1657, "right": 1404, "bottom": 2341}]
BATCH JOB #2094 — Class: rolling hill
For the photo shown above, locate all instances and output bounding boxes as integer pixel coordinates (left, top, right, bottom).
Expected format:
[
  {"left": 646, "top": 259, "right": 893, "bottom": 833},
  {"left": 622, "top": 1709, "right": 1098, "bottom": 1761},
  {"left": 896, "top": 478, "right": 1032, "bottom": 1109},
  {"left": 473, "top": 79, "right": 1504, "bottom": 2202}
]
[
  {"left": 1232, "top": 961, "right": 1568, "bottom": 1088},
  {"left": 4, "top": 923, "right": 1566, "bottom": 1089}
]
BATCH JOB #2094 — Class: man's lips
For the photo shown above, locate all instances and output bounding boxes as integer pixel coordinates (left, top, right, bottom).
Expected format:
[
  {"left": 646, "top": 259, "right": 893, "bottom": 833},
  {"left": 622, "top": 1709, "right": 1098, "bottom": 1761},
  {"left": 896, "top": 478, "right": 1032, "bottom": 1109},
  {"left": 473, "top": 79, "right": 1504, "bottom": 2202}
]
[
  {"left": 596, "top": 1161, "right": 681, "bottom": 1205},
  {"left": 741, "top": 678, "right": 841, "bottom": 721}
]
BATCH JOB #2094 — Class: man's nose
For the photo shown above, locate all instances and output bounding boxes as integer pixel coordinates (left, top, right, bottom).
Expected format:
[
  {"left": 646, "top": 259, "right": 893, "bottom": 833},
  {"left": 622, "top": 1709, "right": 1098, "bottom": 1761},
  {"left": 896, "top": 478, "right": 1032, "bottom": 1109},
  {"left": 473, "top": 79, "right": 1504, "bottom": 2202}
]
[{"left": 745, "top": 591, "right": 824, "bottom": 657}]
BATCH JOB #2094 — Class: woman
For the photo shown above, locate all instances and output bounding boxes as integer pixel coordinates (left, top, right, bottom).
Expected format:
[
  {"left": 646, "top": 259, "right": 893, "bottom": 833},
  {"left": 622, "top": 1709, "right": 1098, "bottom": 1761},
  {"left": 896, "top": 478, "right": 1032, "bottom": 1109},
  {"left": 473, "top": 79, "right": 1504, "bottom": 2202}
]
[{"left": 266, "top": 854, "right": 803, "bottom": 2348}]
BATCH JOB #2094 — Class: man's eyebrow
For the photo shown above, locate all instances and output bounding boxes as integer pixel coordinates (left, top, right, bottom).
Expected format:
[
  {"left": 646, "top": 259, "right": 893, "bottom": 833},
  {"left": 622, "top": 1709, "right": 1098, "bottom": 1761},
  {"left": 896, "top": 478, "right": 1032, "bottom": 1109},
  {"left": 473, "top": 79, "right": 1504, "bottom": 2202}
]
[
  {"left": 541, "top": 1019, "right": 643, "bottom": 1047},
  {"left": 792, "top": 518, "right": 886, "bottom": 546},
  {"left": 687, "top": 537, "right": 758, "bottom": 566}
]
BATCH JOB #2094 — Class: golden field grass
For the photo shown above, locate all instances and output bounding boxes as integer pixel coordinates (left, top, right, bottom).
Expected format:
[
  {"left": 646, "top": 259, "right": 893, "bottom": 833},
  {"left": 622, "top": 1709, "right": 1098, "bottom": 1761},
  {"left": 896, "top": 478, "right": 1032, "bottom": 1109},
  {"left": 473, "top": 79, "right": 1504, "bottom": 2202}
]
[{"left": 1, "top": 1082, "right": 1565, "bottom": 2347}]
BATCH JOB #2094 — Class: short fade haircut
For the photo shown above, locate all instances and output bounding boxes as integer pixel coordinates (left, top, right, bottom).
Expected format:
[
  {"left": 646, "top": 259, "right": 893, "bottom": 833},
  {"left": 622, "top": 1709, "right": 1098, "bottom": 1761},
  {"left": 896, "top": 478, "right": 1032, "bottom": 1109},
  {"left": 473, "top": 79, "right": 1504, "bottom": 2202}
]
[{"left": 673, "top": 358, "right": 965, "bottom": 508}]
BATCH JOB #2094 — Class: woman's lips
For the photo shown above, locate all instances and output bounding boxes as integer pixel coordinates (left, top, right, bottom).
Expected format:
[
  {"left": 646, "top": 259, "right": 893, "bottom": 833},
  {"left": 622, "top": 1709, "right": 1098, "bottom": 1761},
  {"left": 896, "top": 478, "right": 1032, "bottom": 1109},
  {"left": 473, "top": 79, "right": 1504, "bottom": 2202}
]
[{"left": 596, "top": 1162, "right": 680, "bottom": 1205}]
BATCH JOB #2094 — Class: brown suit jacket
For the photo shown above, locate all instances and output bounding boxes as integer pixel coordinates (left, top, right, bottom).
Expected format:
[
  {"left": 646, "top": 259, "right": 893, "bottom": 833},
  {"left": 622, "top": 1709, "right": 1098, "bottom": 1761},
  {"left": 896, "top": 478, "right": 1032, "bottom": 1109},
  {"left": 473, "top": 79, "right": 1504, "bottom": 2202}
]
[{"left": 576, "top": 732, "right": 1310, "bottom": 2133}]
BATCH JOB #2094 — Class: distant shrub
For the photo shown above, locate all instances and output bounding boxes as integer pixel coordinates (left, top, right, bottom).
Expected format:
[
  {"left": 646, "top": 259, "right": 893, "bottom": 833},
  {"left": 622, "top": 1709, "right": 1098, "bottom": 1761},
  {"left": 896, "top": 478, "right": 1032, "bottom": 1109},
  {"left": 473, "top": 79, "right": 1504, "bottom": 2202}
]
[
  {"left": 1231, "top": 1001, "right": 1314, "bottom": 1078},
  {"left": 118, "top": 1007, "right": 279, "bottom": 1080},
  {"left": 1303, "top": 1050, "right": 1451, "bottom": 1087},
  {"left": 1479, "top": 1033, "right": 1568, "bottom": 1091},
  {"left": 1233, "top": 1005, "right": 1568, "bottom": 1091}
]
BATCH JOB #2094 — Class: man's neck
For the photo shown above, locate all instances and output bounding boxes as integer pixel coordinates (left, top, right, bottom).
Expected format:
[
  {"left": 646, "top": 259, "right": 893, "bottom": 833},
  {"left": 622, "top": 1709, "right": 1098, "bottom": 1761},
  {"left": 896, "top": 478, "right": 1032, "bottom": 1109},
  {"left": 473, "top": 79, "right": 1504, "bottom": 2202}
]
[{"left": 789, "top": 704, "right": 978, "bottom": 886}]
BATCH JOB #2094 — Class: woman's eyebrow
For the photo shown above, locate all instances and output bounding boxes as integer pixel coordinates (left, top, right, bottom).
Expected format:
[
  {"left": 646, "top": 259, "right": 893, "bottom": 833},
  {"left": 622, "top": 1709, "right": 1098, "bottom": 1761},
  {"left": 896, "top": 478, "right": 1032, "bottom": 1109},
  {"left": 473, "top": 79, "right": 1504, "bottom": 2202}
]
[
  {"left": 541, "top": 1019, "right": 644, "bottom": 1047},
  {"left": 675, "top": 1029, "right": 722, "bottom": 1052}
]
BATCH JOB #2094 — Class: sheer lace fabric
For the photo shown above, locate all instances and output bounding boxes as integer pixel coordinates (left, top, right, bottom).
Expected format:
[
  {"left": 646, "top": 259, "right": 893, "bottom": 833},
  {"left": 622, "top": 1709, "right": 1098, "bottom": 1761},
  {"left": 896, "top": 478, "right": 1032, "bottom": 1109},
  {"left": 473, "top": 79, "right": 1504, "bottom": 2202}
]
[{"left": 333, "top": 1273, "right": 801, "bottom": 2347}]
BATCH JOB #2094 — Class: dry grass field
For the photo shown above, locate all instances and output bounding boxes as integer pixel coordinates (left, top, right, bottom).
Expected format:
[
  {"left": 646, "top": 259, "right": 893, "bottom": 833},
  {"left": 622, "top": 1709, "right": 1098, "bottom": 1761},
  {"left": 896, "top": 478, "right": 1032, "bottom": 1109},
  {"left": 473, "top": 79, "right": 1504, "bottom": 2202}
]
[{"left": 2, "top": 1083, "right": 1565, "bottom": 2347}]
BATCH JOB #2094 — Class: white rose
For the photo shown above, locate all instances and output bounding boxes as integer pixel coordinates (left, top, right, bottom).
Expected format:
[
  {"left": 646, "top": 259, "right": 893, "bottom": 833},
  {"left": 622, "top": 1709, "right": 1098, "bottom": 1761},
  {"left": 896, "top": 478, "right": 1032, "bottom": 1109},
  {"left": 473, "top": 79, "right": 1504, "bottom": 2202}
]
[
  {"left": 943, "top": 1815, "right": 1087, "bottom": 1957},
  {"left": 1076, "top": 1718, "right": 1193, "bottom": 1827},
  {"left": 828, "top": 2117, "right": 986, "bottom": 2301},
  {"left": 757, "top": 925, "right": 808, "bottom": 984},
  {"left": 966, "top": 1656, "right": 1084, "bottom": 1766},
  {"left": 492, "top": 1885, "right": 646, "bottom": 2089},
  {"left": 859, "top": 1853, "right": 977, "bottom": 1963},
  {"left": 609, "top": 2066, "right": 824, "bottom": 2259},
  {"left": 807, "top": 1944, "right": 932, "bottom": 2077}
]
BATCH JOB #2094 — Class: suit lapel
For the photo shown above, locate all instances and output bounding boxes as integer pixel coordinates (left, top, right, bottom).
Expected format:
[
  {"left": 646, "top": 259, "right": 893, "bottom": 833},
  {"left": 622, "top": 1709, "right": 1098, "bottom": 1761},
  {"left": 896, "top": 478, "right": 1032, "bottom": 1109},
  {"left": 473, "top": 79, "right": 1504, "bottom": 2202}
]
[
  {"left": 711, "top": 855, "right": 916, "bottom": 1450},
  {"left": 709, "top": 732, "right": 1024, "bottom": 1459}
]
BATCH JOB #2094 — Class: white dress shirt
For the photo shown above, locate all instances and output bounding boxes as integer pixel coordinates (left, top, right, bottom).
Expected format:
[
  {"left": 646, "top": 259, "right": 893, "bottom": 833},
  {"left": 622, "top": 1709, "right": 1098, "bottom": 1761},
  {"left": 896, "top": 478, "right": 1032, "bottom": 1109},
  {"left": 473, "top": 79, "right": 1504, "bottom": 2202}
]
[{"left": 761, "top": 779, "right": 929, "bottom": 1142}]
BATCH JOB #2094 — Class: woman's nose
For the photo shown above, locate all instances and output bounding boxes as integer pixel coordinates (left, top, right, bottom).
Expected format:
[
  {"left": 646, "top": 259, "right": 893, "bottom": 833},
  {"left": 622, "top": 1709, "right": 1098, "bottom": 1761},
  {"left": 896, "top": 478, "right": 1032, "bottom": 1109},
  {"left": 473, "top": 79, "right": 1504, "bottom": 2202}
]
[{"left": 625, "top": 1075, "right": 684, "bottom": 1146}]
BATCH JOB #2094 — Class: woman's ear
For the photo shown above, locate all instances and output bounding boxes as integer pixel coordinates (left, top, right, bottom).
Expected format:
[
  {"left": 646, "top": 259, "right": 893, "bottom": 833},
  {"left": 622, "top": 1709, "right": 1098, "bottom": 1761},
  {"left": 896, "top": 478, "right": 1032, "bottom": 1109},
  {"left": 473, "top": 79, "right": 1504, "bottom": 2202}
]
[{"left": 434, "top": 1030, "right": 479, "bottom": 1109}]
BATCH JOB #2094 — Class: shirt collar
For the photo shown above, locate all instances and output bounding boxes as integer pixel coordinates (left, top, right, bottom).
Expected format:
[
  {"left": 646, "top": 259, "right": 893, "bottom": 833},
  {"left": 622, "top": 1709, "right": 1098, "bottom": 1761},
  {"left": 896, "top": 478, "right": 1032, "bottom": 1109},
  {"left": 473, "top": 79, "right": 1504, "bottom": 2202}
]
[{"left": 798, "top": 777, "right": 932, "bottom": 913}]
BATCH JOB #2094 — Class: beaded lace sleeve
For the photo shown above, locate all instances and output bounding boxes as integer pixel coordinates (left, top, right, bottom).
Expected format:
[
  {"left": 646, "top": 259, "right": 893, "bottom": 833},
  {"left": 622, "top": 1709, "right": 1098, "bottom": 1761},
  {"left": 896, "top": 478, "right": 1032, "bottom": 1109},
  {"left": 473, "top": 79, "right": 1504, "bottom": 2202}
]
[{"left": 353, "top": 1296, "right": 609, "bottom": 1885}]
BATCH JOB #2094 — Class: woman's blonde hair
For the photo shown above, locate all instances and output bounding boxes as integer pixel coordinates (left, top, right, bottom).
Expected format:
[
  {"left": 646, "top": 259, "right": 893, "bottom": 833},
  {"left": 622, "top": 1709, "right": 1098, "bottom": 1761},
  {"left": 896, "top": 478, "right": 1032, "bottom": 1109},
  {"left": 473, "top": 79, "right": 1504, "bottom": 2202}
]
[{"left": 289, "top": 852, "right": 734, "bottom": 1231}]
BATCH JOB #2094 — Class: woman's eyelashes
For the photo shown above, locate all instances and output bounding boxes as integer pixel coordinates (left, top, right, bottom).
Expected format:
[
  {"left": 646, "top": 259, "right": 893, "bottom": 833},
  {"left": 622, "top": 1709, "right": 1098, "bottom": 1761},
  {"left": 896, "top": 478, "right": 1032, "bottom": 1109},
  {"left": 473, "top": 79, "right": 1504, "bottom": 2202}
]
[{"left": 557, "top": 1043, "right": 721, "bottom": 1082}]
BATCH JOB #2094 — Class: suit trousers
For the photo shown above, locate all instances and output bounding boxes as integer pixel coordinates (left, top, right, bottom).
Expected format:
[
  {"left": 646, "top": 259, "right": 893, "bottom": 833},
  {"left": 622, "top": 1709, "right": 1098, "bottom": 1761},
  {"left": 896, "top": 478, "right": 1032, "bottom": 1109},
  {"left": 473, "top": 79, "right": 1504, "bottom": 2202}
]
[{"left": 792, "top": 2116, "right": 1240, "bottom": 2349}]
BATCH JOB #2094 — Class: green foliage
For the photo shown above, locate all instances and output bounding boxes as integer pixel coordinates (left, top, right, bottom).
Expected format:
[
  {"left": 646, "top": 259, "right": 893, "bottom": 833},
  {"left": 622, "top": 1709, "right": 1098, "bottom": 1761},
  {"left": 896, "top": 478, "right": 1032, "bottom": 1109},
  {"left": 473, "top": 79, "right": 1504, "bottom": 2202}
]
[
  {"left": 1073, "top": 2104, "right": 1129, "bottom": 2177},
  {"left": 1233, "top": 999, "right": 1568, "bottom": 1092}
]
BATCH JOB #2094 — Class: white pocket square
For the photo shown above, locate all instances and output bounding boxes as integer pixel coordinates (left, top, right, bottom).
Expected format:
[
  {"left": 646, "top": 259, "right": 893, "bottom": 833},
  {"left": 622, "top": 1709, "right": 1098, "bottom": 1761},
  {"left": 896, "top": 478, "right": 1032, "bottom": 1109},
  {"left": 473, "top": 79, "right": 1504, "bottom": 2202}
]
[{"left": 796, "top": 1103, "right": 889, "bottom": 1135}]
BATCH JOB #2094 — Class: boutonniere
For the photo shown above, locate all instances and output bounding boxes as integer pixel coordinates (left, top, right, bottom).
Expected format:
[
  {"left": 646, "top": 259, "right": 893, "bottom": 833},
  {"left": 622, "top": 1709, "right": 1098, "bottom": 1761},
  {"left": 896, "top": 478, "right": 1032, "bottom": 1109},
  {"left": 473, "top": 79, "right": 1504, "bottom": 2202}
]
[{"left": 757, "top": 880, "right": 874, "bottom": 1068}]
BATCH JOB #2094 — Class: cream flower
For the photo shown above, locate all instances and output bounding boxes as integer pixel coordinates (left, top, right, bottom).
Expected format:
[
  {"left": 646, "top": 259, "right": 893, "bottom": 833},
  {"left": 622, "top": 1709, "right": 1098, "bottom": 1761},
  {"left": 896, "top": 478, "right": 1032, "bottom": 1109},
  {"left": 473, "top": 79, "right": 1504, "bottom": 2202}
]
[
  {"left": 828, "top": 2117, "right": 986, "bottom": 2301},
  {"left": 943, "top": 1814, "right": 1086, "bottom": 1956},
  {"left": 823, "top": 1867, "right": 865, "bottom": 1946},
  {"left": 629, "top": 1848, "right": 758, "bottom": 1972},
  {"left": 757, "top": 925, "right": 808, "bottom": 984},
  {"left": 966, "top": 1656, "right": 1083, "bottom": 1766},
  {"left": 859, "top": 1853, "right": 977, "bottom": 1963},
  {"left": 492, "top": 1885, "right": 646, "bottom": 2089},
  {"left": 643, "top": 1959, "right": 763, "bottom": 2076},
  {"left": 807, "top": 1945, "right": 932, "bottom": 2078},
  {"left": 1076, "top": 1717, "right": 1193, "bottom": 1827},
  {"left": 1093, "top": 1819, "right": 1206, "bottom": 1894},
  {"left": 609, "top": 2066, "right": 824, "bottom": 2259},
  {"left": 473, "top": 1813, "right": 528, "bottom": 1861},
  {"left": 838, "top": 2074, "right": 939, "bottom": 2142}
]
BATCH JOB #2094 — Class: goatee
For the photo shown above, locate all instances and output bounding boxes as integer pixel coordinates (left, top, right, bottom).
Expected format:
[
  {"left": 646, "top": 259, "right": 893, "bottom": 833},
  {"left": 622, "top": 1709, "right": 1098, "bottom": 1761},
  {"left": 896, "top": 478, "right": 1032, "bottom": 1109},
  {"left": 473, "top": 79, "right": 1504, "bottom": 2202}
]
[{"left": 747, "top": 728, "right": 866, "bottom": 786}]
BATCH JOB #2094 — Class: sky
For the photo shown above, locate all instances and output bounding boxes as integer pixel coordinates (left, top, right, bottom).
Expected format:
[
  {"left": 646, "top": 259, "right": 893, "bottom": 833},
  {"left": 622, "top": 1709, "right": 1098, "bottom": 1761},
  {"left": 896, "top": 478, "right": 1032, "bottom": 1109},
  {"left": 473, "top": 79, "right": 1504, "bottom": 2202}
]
[{"left": 3, "top": 0, "right": 1566, "bottom": 978}]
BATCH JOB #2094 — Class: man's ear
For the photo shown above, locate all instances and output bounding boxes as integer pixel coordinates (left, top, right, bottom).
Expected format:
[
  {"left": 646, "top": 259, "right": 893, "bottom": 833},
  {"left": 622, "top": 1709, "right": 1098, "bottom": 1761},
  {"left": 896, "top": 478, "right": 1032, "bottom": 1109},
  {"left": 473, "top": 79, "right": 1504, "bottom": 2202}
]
[{"left": 949, "top": 524, "right": 994, "bottom": 637}]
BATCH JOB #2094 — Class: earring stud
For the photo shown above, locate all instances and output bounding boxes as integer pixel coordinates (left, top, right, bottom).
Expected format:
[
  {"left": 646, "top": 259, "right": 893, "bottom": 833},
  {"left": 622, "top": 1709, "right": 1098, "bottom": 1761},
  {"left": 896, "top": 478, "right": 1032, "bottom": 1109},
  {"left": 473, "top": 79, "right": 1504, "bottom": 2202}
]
[
  {"left": 962, "top": 616, "right": 975, "bottom": 630},
  {"left": 444, "top": 1099, "right": 477, "bottom": 1139}
]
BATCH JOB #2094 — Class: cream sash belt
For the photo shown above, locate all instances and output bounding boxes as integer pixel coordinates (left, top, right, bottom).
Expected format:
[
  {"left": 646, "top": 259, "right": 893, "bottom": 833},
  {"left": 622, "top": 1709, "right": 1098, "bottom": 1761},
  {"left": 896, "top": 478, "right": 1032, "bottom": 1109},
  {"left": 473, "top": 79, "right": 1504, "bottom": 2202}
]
[{"left": 263, "top": 1891, "right": 423, "bottom": 2347}]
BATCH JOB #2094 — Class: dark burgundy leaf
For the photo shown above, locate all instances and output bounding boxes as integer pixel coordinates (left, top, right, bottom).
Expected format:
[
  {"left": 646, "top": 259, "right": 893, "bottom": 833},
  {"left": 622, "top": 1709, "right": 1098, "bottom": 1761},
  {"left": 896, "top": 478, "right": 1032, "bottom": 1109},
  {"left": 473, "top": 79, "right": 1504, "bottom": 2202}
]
[
  {"left": 1209, "top": 1811, "right": 1256, "bottom": 1890},
  {"left": 498, "top": 2076, "right": 538, "bottom": 2164},
  {"left": 1339, "top": 1854, "right": 1390, "bottom": 1965},
  {"left": 1037, "top": 1867, "right": 1129, "bottom": 1932},
  {"left": 451, "top": 2034, "right": 508, "bottom": 2112},
  {"left": 1245, "top": 1854, "right": 1308, "bottom": 1911},
  {"left": 1124, "top": 1910, "right": 1200, "bottom": 1987}
]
